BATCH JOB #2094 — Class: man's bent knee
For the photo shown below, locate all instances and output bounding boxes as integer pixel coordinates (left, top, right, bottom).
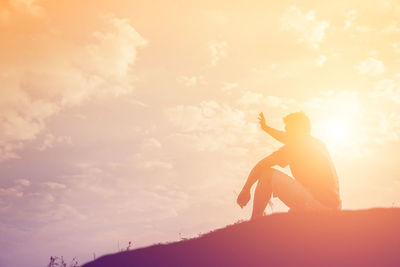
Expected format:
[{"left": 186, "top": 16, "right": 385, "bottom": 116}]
[{"left": 257, "top": 167, "right": 278, "bottom": 184}]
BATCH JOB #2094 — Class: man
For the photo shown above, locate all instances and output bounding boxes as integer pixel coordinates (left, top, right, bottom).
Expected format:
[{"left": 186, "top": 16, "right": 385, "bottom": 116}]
[{"left": 237, "top": 111, "right": 341, "bottom": 220}]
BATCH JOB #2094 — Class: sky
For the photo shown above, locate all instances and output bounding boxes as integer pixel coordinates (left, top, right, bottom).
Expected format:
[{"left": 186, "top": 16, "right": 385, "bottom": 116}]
[{"left": 1, "top": 0, "right": 400, "bottom": 266}]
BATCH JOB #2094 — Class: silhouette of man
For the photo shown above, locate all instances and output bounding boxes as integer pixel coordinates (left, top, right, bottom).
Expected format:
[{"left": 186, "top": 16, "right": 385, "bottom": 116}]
[{"left": 237, "top": 112, "right": 341, "bottom": 220}]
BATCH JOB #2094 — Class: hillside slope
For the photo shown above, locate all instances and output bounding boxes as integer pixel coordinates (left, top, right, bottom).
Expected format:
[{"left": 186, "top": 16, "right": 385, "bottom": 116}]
[{"left": 82, "top": 208, "right": 400, "bottom": 267}]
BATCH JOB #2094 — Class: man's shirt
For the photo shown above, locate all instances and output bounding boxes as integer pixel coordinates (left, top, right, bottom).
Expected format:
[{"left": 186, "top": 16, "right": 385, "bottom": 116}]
[{"left": 271, "top": 136, "right": 341, "bottom": 209}]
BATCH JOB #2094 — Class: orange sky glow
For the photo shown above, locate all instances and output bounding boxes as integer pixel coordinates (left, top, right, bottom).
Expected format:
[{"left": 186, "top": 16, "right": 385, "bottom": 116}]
[{"left": 1, "top": 0, "right": 400, "bottom": 266}]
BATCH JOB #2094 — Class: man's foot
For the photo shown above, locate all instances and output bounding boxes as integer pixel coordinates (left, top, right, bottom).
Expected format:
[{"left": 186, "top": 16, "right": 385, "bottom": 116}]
[{"left": 250, "top": 211, "right": 266, "bottom": 221}]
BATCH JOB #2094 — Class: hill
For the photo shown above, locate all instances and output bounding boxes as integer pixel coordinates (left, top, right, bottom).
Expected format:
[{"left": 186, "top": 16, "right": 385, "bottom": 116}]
[{"left": 82, "top": 208, "right": 400, "bottom": 267}]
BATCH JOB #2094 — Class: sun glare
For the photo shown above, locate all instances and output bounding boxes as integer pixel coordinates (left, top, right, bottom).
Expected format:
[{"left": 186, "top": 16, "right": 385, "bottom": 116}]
[
  {"left": 321, "top": 117, "right": 350, "bottom": 142},
  {"left": 308, "top": 92, "right": 365, "bottom": 154},
  {"left": 314, "top": 115, "right": 355, "bottom": 151}
]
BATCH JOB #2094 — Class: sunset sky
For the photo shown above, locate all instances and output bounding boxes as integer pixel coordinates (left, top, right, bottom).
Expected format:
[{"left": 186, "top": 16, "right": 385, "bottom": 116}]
[{"left": 1, "top": 0, "right": 400, "bottom": 266}]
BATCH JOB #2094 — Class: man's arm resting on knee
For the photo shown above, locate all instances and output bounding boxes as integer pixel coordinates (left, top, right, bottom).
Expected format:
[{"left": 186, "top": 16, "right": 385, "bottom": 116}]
[
  {"left": 237, "top": 155, "right": 276, "bottom": 208},
  {"left": 242, "top": 155, "right": 275, "bottom": 190}
]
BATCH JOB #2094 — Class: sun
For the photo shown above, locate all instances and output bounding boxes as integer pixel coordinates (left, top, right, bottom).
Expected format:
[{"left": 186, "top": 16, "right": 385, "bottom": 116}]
[
  {"left": 314, "top": 115, "right": 354, "bottom": 149},
  {"left": 308, "top": 92, "right": 365, "bottom": 153},
  {"left": 321, "top": 117, "right": 350, "bottom": 142}
]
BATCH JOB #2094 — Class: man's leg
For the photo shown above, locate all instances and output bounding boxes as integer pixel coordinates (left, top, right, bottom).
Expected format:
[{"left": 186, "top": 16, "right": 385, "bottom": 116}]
[
  {"left": 271, "top": 170, "right": 327, "bottom": 211},
  {"left": 251, "top": 168, "right": 274, "bottom": 220}
]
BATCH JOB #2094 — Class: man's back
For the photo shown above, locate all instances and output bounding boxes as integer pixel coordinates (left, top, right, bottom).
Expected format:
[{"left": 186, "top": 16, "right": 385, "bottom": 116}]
[{"left": 272, "top": 136, "right": 341, "bottom": 209}]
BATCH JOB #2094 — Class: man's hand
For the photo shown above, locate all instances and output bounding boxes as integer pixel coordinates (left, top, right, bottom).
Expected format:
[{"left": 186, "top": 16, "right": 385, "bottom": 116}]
[
  {"left": 236, "top": 188, "right": 251, "bottom": 208},
  {"left": 258, "top": 112, "right": 267, "bottom": 131}
]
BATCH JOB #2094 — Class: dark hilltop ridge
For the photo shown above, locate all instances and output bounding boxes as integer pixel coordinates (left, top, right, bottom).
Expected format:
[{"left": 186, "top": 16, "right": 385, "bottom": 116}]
[{"left": 82, "top": 208, "right": 400, "bottom": 267}]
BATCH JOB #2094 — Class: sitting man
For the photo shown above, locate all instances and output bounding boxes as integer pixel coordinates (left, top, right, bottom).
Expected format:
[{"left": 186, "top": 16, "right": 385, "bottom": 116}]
[{"left": 237, "top": 112, "right": 341, "bottom": 220}]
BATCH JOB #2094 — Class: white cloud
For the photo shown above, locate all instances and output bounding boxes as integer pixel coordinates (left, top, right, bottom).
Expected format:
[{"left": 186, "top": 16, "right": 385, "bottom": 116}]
[
  {"left": 0, "top": 186, "right": 24, "bottom": 198},
  {"left": 202, "top": 10, "right": 229, "bottom": 25},
  {"left": 392, "top": 42, "right": 400, "bottom": 53},
  {"left": 10, "top": 0, "right": 44, "bottom": 17},
  {"left": 316, "top": 55, "right": 327, "bottom": 67},
  {"left": 354, "top": 25, "right": 372, "bottom": 33},
  {"left": 166, "top": 101, "right": 242, "bottom": 132},
  {"left": 37, "top": 133, "right": 72, "bottom": 151},
  {"left": 0, "top": 143, "right": 23, "bottom": 161},
  {"left": 344, "top": 10, "right": 356, "bottom": 30},
  {"left": 142, "top": 138, "right": 162, "bottom": 149},
  {"left": 0, "top": 0, "right": 44, "bottom": 24},
  {"left": 15, "top": 179, "right": 31, "bottom": 187},
  {"left": 382, "top": 21, "right": 400, "bottom": 33},
  {"left": 371, "top": 79, "right": 400, "bottom": 103},
  {"left": 0, "top": 14, "right": 147, "bottom": 161},
  {"left": 237, "top": 91, "right": 263, "bottom": 106},
  {"left": 143, "top": 160, "right": 174, "bottom": 170},
  {"left": 220, "top": 82, "right": 238, "bottom": 93},
  {"left": 165, "top": 100, "right": 259, "bottom": 152},
  {"left": 373, "top": 112, "right": 400, "bottom": 144},
  {"left": 43, "top": 182, "right": 67, "bottom": 190},
  {"left": 208, "top": 40, "right": 227, "bottom": 65},
  {"left": 238, "top": 91, "right": 295, "bottom": 109},
  {"left": 127, "top": 99, "right": 149, "bottom": 107},
  {"left": 176, "top": 75, "right": 205, "bottom": 87},
  {"left": 80, "top": 15, "right": 148, "bottom": 79},
  {"left": 280, "top": 6, "right": 329, "bottom": 48},
  {"left": 0, "top": 179, "right": 30, "bottom": 198},
  {"left": 356, "top": 58, "right": 386, "bottom": 76}
]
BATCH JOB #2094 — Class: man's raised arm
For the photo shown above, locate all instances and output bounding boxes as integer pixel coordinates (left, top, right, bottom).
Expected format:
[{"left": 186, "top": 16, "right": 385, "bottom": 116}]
[{"left": 258, "top": 112, "right": 288, "bottom": 144}]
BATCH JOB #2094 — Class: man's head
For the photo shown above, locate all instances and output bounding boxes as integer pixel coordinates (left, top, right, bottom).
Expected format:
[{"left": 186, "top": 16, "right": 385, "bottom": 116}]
[{"left": 283, "top": 112, "right": 311, "bottom": 137}]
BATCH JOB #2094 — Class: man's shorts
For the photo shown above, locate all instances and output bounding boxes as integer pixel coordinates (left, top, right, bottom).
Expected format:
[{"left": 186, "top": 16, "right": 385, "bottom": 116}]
[{"left": 270, "top": 169, "right": 333, "bottom": 211}]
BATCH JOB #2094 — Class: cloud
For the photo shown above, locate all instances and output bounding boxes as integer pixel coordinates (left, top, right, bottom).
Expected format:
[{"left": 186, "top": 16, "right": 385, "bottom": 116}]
[
  {"left": 0, "top": 186, "right": 24, "bottom": 198},
  {"left": 0, "top": 13, "right": 147, "bottom": 161},
  {"left": 208, "top": 40, "right": 227, "bottom": 65},
  {"left": 202, "top": 9, "right": 229, "bottom": 25},
  {"left": 370, "top": 79, "right": 400, "bottom": 104},
  {"left": 237, "top": 91, "right": 263, "bottom": 106},
  {"left": 392, "top": 42, "right": 400, "bottom": 53},
  {"left": 220, "top": 82, "right": 238, "bottom": 93},
  {"left": 11, "top": 0, "right": 43, "bottom": 16},
  {"left": 382, "top": 21, "right": 400, "bottom": 33},
  {"left": 344, "top": 10, "right": 357, "bottom": 30},
  {"left": 143, "top": 160, "right": 174, "bottom": 170},
  {"left": 0, "top": 143, "right": 23, "bottom": 161},
  {"left": 128, "top": 153, "right": 175, "bottom": 173},
  {"left": 166, "top": 101, "right": 244, "bottom": 132},
  {"left": 165, "top": 100, "right": 259, "bottom": 152},
  {"left": 237, "top": 91, "right": 296, "bottom": 109},
  {"left": 280, "top": 6, "right": 329, "bottom": 48},
  {"left": 0, "top": 179, "right": 31, "bottom": 199},
  {"left": 43, "top": 182, "right": 67, "bottom": 190},
  {"left": 0, "top": 0, "right": 44, "bottom": 24},
  {"left": 37, "top": 133, "right": 72, "bottom": 151},
  {"left": 142, "top": 138, "right": 162, "bottom": 150},
  {"left": 356, "top": 57, "right": 386, "bottom": 76},
  {"left": 167, "top": 88, "right": 400, "bottom": 160},
  {"left": 79, "top": 15, "right": 148, "bottom": 79},
  {"left": 372, "top": 111, "right": 400, "bottom": 144},
  {"left": 15, "top": 179, "right": 31, "bottom": 187},
  {"left": 316, "top": 55, "right": 327, "bottom": 67},
  {"left": 176, "top": 75, "right": 205, "bottom": 87}
]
